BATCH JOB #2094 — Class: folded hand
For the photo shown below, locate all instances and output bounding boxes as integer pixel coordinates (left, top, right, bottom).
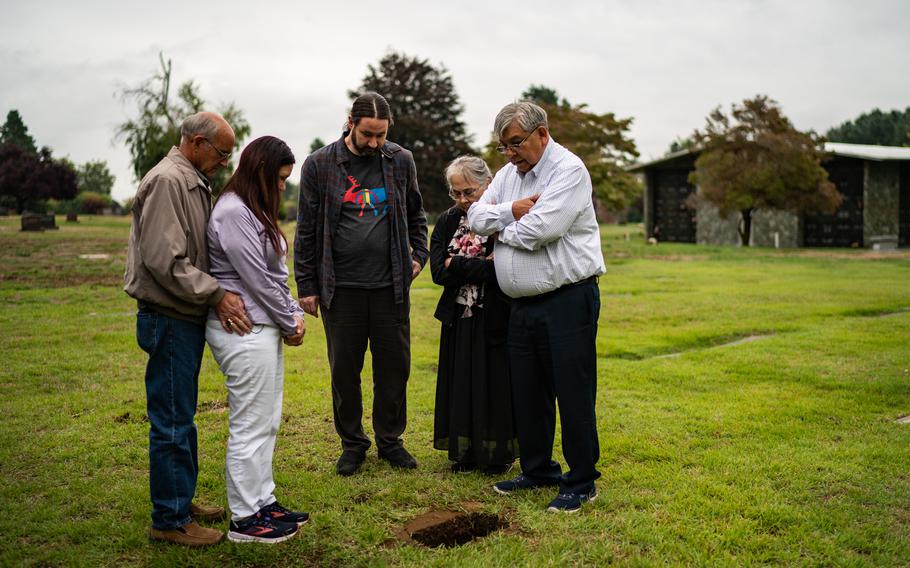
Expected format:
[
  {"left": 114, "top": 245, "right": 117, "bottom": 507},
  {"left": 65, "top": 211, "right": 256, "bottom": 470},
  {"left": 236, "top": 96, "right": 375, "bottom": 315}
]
[{"left": 283, "top": 315, "right": 305, "bottom": 347}]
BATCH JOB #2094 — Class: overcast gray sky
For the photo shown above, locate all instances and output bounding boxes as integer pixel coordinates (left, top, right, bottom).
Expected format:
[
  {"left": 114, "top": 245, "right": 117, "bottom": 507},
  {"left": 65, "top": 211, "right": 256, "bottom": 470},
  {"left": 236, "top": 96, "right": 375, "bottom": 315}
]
[{"left": 1, "top": 0, "right": 908, "bottom": 200}]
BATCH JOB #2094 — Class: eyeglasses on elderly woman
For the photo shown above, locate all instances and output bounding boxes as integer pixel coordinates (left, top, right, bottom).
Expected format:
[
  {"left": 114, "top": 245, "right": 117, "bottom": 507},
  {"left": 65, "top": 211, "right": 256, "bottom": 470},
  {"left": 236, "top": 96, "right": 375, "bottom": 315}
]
[{"left": 447, "top": 187, "right": 482, "bottom": 200}]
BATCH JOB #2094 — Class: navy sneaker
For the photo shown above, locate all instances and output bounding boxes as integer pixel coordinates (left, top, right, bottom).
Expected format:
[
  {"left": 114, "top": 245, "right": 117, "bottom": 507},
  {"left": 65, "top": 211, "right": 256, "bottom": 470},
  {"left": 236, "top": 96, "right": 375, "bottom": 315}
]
[
  {"left": 492, "top": 473, "right": 557, "bottom": 495},
  {"left": 260, "top": 501, "right": 309, "bottom": 526},
  {"left": 546, "top": 488, "right": 598, "bottom": 513},
  {"left": 227, "top": 511, "right": 298, "bottom": 544}
]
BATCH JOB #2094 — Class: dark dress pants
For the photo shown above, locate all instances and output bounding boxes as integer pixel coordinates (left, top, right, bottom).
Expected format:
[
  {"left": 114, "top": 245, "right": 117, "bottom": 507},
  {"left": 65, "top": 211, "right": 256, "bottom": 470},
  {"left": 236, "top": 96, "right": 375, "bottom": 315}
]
[
  {"left": 322, "top": 286, "right": 410, "bottom": 453},
  {"left": 508, "top": 280, "right": 601, "bottom": 494}
]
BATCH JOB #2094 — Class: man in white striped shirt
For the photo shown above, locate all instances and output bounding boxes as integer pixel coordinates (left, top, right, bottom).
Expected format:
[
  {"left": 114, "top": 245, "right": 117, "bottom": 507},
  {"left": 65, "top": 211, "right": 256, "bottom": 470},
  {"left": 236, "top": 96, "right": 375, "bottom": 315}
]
[{"left": 467, "top": 101, "right": 605, "bottom": 513}]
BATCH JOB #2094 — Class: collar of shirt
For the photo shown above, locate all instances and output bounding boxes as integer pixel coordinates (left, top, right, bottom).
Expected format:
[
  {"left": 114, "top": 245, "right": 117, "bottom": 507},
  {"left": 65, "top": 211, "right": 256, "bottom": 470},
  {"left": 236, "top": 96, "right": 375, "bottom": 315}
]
[
  {"left": 519, "top": 137, "right": 558, "bottom": 181},
  {"left": 194, "top": 169, "right": 210, "bottom": 190},
  {"left": 168, "top": 146, "right": 210, "bottom": 193}
]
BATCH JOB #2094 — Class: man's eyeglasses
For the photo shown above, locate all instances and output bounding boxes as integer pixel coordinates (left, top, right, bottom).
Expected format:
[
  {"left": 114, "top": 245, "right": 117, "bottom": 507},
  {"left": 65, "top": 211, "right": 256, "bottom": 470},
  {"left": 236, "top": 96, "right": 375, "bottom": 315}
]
[
  {"left": 203, "top": 138, "right": 232, "bottom": 160},
  {"left": 496, "top": 129, "right": 536, "bottom": 154},
  {"left": 448, "top": 187, "right": 480, "bottom": 200}
]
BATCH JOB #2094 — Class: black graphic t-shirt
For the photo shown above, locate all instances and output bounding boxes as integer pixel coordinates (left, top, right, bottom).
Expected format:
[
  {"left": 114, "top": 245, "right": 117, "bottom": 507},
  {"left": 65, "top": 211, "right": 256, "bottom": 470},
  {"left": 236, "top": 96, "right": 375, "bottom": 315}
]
[{"left": 332, "top": 147, "right": 392, "bottom": 287}]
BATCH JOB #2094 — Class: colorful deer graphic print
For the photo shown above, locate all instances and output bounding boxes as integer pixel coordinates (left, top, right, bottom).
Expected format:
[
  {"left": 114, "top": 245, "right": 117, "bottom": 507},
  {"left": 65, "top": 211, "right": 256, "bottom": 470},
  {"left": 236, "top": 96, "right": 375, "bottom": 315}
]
[{"left": 343, "top": 175, "right": 388, "bottom": 217}]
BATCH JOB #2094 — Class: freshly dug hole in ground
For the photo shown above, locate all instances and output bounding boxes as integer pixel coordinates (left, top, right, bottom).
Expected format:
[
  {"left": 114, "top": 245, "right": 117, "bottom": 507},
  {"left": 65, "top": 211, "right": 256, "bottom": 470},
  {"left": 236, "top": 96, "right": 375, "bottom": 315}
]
[{"left": 398, "top": 511, "right": 508, "bottom": 547}]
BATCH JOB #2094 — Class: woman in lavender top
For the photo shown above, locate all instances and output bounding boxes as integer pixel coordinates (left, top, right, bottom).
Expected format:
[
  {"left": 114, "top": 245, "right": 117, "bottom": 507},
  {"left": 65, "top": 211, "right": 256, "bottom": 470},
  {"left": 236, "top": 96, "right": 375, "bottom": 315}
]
[{"left": 205, "top": 136, "right": 308, "bottom": 544}]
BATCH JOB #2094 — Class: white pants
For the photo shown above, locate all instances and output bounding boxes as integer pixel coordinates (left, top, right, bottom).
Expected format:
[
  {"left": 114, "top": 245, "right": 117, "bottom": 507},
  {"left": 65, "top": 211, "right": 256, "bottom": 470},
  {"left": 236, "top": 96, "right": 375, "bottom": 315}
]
[{"left": 206, "top": 321, "right": 284, "bottom": 520}]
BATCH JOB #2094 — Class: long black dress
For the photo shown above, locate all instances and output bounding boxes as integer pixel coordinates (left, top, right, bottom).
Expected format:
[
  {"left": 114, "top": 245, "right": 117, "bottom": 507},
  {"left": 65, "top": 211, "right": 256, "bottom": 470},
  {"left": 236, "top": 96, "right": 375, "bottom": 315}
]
[{"left": 429, "top": 207, "right": 518, "bottom": 470}]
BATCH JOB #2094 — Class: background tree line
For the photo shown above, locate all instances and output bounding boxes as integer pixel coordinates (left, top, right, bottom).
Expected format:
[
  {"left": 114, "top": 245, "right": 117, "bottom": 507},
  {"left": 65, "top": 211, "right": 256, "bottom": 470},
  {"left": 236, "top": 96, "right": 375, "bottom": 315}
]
[
  {"left": 112, "top": 51, "right": 643, "bottom": 220},
  {"left": 826, "top": 107, "right": 910, "bottom": 147},
  {"left": 0, "top": 110, "right": 119, "bottom": 215},
  {"left": 6, "top": 49, "right": 904, "bottom": 224},
  {"left": 350, "top": 55, "right": 641, "bottom": 216}
]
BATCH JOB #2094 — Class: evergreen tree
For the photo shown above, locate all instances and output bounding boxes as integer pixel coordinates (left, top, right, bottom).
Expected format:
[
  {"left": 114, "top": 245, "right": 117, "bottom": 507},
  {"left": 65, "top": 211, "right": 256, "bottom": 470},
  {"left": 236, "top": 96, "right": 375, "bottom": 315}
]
[
  {"left": 309, "top": 137, "right": 326, "bottom": 154},
  {"left": 826, "top": 107, "right": 910, "bottom": 147},
  {"left": 0, "top": 110, "right": 38, "bottom": 154},
  {"left": 521, "top": 85, "right": 565, "bottom": 107}
]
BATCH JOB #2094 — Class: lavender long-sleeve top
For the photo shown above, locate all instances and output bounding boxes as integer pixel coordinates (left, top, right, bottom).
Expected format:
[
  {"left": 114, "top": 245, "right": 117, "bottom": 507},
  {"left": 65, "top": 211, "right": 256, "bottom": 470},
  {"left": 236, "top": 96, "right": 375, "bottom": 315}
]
[{"left": 207, "top": 192, "right": 302, "bottom": 335}]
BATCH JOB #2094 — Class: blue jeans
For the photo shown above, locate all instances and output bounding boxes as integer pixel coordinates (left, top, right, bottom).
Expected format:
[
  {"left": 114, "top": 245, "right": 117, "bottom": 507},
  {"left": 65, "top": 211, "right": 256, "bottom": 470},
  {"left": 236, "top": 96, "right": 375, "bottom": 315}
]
[{"left": 136, "top": 309, "right": 206, "bottom": 530}]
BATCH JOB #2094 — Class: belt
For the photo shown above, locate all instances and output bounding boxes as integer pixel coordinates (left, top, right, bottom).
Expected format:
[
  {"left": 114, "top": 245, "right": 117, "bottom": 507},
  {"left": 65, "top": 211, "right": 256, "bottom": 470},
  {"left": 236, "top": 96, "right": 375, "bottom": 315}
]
[{"left": 515, "top": 275, "right": 598, "bottom": 303}]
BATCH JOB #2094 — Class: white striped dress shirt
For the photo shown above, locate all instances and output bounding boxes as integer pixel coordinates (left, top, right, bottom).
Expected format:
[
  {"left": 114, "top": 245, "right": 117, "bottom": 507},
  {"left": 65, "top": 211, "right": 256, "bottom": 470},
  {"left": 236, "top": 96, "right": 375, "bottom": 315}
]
[{"left": 467, "top": 138, "right": 606, "bottom": 298}]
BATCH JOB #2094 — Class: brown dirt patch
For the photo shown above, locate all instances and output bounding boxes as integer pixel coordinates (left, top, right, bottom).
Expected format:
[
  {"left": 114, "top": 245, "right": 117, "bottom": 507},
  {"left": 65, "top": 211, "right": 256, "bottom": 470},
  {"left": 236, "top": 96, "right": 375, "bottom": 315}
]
[
  {"left": 114, "top": 411, "right": 148, "bottom": 424},
  {"left": 393, "top": 510, "right": 509, "bottom": 548}
]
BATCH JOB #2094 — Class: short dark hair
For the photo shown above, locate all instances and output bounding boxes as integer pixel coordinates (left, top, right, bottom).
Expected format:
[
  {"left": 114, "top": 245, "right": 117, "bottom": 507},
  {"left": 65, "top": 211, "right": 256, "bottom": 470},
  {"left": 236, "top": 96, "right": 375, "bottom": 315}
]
[{"left": 350, "top": 92, "right": 394, "bottom": 126}]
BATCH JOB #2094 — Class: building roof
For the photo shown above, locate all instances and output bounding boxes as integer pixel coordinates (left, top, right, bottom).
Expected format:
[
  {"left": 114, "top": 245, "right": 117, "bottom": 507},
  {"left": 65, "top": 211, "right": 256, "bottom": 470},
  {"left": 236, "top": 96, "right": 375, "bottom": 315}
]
[
  {"left": 628, "top": 142, "right": 910, "bottom": 172},
  {"left": 823, "top": 142, "right": 910, "bottom": 161},
  {"left": 626, "top": 149, "right": 694, "bottom": 172}
]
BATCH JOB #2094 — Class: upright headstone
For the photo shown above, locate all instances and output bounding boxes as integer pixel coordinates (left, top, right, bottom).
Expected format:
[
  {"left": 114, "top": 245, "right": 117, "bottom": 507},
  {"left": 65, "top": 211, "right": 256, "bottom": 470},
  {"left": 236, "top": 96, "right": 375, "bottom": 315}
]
[
  {"left": 41, "top": 214, "right": 58, "bottom": 230},
  {"left": 21, "top": 213, "right": 44, "bottom": 232}
]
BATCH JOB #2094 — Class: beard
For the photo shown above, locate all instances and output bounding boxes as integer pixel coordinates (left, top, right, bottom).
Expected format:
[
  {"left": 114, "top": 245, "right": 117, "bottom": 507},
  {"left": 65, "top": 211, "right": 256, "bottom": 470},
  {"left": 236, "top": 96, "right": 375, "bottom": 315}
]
[{"left": 350, "top": 130, "right": 380, "bottom": 156}]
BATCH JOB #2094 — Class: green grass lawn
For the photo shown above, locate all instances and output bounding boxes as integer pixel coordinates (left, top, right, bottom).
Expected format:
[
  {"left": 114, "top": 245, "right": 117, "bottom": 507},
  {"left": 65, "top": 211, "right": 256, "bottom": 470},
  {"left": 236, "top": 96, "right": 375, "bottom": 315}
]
[{"left": 1, "top": 215, "right": 909, "bottom": 567}]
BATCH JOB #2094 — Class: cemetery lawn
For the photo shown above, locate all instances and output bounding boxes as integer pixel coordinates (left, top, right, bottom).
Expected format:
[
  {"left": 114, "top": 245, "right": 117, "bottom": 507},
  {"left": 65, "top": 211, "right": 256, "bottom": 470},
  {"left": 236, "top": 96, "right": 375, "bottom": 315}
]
[{"left": 1, "top": 215, "right": 909, "bottom": 567}]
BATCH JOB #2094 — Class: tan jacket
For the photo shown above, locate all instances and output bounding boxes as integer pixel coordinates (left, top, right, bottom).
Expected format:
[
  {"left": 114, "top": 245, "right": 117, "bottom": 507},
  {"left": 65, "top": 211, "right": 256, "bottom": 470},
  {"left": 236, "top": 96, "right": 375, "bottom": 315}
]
[{"left": 124, "top": 147, "right": 225, "bottom": 322}]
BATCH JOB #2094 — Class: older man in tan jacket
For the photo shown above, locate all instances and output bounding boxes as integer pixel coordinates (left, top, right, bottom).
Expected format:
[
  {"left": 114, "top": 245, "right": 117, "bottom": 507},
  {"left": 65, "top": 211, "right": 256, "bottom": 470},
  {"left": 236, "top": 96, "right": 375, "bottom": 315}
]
[{"left": 125, "top": 111, "right": 250, "bottom": 546}]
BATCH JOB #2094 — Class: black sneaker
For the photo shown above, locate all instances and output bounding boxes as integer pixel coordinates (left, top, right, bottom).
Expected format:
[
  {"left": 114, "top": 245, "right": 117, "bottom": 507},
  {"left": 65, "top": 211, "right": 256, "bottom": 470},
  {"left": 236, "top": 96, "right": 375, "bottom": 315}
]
[
  {"left": 493, "top": 473, "right": 557, "bottom": 495},
  {"left": 260, "top": 501, "right": 309, "bottom": 526},
  {"left": 227, "top": 512, "right": 298, "bottom": 544},
  {"left": 546, "top": 488, "right": 598, "bottom": 513},
  {"left": 378, "top": 446, "right": 417, "bottom": 469},
  {"left": 336, "top": 450, "right": 366, "bottom": 476}
]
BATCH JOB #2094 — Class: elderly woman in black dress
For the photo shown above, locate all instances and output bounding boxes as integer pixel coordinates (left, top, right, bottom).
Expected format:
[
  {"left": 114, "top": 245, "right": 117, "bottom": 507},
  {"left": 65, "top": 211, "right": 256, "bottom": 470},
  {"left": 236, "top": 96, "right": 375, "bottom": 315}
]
[{"left": 430, "top": 156, "right": 518, "bottom": 474}]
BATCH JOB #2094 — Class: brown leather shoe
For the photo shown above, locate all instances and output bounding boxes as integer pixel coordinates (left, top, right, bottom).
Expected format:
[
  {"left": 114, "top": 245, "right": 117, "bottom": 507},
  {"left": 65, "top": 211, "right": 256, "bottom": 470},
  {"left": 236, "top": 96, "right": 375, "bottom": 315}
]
[
  {"left": 149, "top": 521, "right": 224, "bottom": 546},
  {"left": 190, "top": 502, "right": 226, "bottom": 522}
]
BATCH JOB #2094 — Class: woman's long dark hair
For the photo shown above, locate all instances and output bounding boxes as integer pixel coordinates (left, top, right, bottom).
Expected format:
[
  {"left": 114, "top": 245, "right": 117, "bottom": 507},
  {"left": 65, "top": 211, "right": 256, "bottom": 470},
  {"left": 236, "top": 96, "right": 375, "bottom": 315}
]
[{"left": 221, "top": 136, "right": 295, "bottom": 254}]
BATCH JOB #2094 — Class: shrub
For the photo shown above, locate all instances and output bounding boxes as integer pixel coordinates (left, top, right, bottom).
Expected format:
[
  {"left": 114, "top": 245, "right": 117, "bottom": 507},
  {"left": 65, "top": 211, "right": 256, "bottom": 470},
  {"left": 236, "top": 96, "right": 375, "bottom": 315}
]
[{"left": 76, "top": 191, "right": 111, "bottom": 214}]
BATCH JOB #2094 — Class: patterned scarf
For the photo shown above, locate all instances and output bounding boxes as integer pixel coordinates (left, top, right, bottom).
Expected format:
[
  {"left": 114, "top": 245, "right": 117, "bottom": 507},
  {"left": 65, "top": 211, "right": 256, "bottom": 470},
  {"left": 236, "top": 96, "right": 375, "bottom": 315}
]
[{"left": 447, "top": 214, "right": 488, "bottom": 318}]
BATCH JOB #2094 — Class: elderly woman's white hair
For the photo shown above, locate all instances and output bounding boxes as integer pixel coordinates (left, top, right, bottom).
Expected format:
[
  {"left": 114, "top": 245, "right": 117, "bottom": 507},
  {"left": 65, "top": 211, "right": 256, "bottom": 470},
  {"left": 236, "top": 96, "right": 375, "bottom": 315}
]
[{"left": 444, "top": 156, "right": 492, "bottom": 190}]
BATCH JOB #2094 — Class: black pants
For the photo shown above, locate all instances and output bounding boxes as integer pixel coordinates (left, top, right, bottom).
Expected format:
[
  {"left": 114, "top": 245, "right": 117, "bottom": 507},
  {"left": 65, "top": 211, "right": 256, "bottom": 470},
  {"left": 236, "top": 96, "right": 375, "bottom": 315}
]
[
  {"left": 322, "top": 286, "right": 410, "bottom": 453},
  {"left": 508, "top": 279, "right": 601, "bottom": 494}
]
